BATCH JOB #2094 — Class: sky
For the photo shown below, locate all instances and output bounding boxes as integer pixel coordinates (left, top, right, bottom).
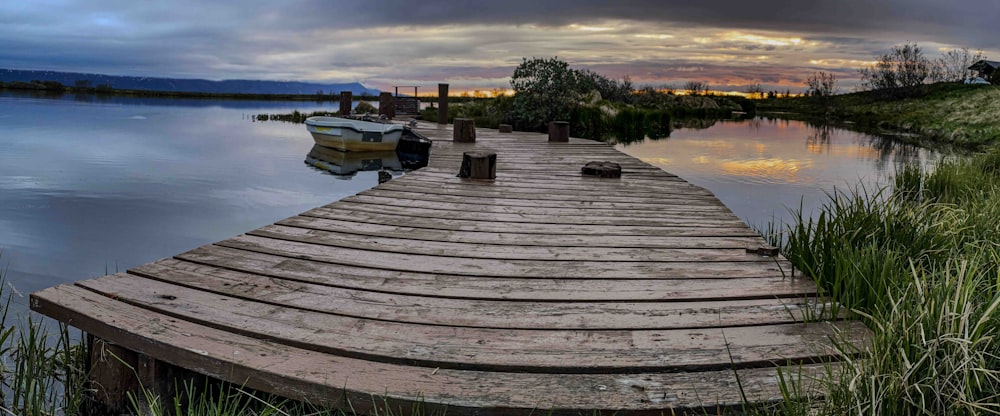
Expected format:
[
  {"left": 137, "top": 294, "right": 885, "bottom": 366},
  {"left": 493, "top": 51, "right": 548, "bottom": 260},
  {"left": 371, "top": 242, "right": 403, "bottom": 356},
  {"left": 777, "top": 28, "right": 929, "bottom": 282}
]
[{"left": 1, "top": 0, "right": 997, "bottom": 94}]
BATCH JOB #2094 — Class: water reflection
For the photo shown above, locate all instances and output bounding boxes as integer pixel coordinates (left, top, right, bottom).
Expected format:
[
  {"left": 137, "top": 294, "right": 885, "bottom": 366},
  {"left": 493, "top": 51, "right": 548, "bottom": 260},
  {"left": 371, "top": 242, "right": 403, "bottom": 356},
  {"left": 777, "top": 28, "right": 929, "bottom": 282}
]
[
  {"left": 616, "top": 117, "right": 943, "bottom": 230},
  {"left": 304, "top": 134, "right": 431, "bottom": 179},
  {"left": 305, "top": 146, "right": 402, "bottom": 179}
]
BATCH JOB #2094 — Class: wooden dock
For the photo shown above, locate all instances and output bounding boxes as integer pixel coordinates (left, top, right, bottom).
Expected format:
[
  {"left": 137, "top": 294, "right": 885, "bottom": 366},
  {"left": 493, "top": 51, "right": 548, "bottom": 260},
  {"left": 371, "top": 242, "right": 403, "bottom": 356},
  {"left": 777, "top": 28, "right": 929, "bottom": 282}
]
[{"left": 30, "top": 121, "right": 869, "bottom": 414}]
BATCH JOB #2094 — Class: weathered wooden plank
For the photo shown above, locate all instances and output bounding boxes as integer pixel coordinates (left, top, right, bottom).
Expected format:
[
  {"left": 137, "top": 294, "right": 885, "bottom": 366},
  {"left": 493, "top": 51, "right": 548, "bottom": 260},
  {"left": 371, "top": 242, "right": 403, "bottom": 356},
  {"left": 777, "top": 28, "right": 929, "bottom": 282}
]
[
  {"left": 30, "top": 285, "right": 837, "bottom": 415},
  {"left": 344, "top": 194, "right": 734, "bottom": 216},
  {"left": 387, "top": 176, "right": 712, "bottom": 199},
  {"left": 276, "top": 215, "right": 765, "bottom": 248},
  {"left": 176, "top": 246, "right": 816, "bottom": 301},
  {"left": 371, "top": 181, "right": 724, "bottom": 205},
  {"left": 216, "top": 235, "right": 794, "bottom": 279},
  {"left": 249, "top": 225, "right": 768, "bottom": 262},
  {"left": 300, "top": 207, "right": 763, "bottom": 236},
  {"left": 359, "top": 187, "right": 706, "bottom": 210},
  {"left": 75, "top": 274, "right": 865, "bottom": 373},
  {"left": 307, "top": 205, "right": 746, "bottom": 227},
  {"left": 131, "top": 259, "right": 836, "bottom": 329}
]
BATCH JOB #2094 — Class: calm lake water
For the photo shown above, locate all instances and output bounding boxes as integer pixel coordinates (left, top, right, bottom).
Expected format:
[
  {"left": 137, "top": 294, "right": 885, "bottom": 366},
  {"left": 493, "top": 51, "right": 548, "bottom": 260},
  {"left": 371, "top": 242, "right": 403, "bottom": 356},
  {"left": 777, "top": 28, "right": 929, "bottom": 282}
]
[
  {"left": 616, "top": 118, "right": 940, "bottom": 230},
  {"left": 0, "top": 93, "right": 939, "bottom": 310}
]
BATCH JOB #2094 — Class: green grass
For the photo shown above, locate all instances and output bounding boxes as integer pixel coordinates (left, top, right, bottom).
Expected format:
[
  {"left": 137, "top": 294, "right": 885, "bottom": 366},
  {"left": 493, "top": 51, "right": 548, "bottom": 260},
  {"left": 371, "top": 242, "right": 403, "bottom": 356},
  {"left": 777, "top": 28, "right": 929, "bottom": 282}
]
[
  {"left": 761, "top": 150, "right": 1000, "bottom": 415},
  {"left": 759, "top": 83, "right": 1000, "bottom": 147},
  {"left": 0, "top": 261, "right": 89, "bottom": 415}
]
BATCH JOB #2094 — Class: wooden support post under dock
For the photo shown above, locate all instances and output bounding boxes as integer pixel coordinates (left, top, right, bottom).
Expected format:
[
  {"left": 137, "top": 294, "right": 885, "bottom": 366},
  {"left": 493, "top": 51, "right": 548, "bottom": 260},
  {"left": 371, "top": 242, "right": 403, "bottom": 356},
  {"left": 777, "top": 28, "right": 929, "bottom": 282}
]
[{"left": 86, "top": 335, "right": 202, "bottom": 414}]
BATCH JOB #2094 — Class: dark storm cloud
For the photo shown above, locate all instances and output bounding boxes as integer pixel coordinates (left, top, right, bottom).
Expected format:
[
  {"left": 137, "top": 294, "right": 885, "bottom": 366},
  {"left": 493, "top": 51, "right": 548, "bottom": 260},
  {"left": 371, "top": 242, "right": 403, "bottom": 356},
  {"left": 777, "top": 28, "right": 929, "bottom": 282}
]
[
  {"left": 317, "top": 0, "right": 995, "bottom": 47},
  {"left": 0, "top": 0, "right": 995, "bottom": 91}
]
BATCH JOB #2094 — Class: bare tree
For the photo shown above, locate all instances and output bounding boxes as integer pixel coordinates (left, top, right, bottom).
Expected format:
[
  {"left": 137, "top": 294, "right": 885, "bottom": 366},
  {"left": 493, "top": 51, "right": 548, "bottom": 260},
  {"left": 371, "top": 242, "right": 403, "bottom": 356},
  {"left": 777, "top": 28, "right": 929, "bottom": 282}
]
[
  {"left": 859, "top": 42, "right": 933, "bottom": 90},
  {"left": 805, "top": 71, "right": 838, "bottom": 96},
  {"left": 684, "top": 81, "right": 709, "bottom": 96},
  {"left": 933, "top": 47, "right": 987, "bottom": 82},
  {"left": 743, "top": 82, "right": 764, "bottom": 99}
]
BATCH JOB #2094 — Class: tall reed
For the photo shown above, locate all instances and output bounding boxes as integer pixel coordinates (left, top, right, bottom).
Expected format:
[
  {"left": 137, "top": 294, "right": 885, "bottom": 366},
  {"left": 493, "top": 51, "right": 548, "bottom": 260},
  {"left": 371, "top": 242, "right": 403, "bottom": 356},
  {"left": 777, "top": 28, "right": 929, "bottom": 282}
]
[
  {"left": 0, "top": 259, "right": 89, "bottom": 415},
  {"left": 767, "top": 151, "right": 1000, "bottom": 415}
]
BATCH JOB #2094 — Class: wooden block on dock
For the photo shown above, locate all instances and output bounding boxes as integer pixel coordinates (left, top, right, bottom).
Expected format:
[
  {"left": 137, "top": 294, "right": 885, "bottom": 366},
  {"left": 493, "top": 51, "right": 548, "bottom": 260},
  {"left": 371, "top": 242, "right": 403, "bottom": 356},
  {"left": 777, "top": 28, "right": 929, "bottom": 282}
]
[
  {"left": 457, "top": 151, "right": 496, "bottom": 179},
  {"left": 498, "top": 124, "right": 513, "bottom": 133},
  {"left": 454, "top": 118, "right": 476, "bottom": 143},
  {"left": 548, "top": 121, "right": 569, "bottom": 142},
  {"left": 582, "top": 161, "right": 622, "bottom": 178},
  {"left": 746, "top": 245, "right": 780, "bottom": 256}
]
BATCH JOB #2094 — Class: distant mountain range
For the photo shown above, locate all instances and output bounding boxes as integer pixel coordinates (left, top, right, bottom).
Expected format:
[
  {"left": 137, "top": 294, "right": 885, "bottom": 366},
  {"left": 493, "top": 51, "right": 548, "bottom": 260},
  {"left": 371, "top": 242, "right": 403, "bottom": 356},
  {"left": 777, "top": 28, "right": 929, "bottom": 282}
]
[{"left": 0, "top": 68, "right": 382, "bottom": 96}]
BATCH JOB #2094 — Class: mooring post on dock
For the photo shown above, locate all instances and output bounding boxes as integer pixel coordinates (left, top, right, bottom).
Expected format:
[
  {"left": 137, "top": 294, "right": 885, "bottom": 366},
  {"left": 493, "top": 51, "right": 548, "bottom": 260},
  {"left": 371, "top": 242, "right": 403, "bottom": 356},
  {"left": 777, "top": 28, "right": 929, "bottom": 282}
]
[
  {"left": 379, "top": 92, "right": 395, "bottom": 119},
  {"left": 453, "top": 118, "right": 476, "bottom": 143},
  {"left": 498, "top": 124, "right": 513, "bottom": 133},
  {"left": 548, "top": 121, "right": 570, "bottom": 142},
  {"left": 339, "top": 91, "right": 352, "bottom": 115},
  {"left": 438, "top": 83, "right": 449, "bottom": 124},
  {"left": 457, "top": 151, "right": 497, "bottom": 179}
]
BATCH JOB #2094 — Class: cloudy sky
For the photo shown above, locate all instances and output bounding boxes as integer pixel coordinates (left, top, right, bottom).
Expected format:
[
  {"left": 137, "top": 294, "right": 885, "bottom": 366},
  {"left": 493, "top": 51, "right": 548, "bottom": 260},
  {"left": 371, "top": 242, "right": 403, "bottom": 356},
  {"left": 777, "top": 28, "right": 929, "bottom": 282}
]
[{"left": 1, "top": 0, "right": 997, "bottom": 93}]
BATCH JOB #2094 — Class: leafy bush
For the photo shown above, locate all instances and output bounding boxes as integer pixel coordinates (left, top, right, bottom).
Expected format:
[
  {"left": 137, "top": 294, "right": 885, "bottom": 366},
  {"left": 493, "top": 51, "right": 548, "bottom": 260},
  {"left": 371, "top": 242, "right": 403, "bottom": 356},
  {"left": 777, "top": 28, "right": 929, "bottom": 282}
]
[
  {"left": 352, "top": 101, "right": 376, "bottom": 114},
  {"left": 510, "top": 57, "right": 593, "bottom": 131}
]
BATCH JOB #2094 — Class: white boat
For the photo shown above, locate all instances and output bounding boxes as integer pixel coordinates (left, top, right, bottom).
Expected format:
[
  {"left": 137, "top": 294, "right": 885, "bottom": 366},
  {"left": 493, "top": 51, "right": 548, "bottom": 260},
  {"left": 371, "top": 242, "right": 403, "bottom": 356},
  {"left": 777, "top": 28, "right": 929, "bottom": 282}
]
[{"left": 305, "top": 116, "right": 404, "bottom": 151}]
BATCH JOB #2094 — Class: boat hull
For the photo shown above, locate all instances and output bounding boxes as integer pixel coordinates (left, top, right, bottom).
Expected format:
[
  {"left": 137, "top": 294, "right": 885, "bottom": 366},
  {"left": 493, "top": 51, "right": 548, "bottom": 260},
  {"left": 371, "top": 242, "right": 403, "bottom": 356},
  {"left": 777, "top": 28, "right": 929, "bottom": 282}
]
[{"left": 305, "top": 116, "right": 404, "bottom": 151}]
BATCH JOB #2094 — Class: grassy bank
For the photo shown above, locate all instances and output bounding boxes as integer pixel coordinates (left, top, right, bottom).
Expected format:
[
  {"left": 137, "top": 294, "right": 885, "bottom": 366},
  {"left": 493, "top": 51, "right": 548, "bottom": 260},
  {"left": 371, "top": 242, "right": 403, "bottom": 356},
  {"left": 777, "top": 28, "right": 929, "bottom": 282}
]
[
  {"left": 759, "top": 83, "right": 1000, "bottom": 148},
  {"left": 763, "top": 151, "right": 1000, "bottom": 414}
]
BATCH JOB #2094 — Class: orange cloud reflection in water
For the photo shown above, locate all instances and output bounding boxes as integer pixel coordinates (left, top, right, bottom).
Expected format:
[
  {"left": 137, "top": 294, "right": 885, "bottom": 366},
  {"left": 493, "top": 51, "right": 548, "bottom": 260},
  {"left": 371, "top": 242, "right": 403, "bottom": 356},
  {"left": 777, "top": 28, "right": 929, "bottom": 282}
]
[
  {"left": 616, "top": 118, "right": 941, "bottom": 228},
  {"left": 715, "top": 158, "right": 810, "bottom": 184}
]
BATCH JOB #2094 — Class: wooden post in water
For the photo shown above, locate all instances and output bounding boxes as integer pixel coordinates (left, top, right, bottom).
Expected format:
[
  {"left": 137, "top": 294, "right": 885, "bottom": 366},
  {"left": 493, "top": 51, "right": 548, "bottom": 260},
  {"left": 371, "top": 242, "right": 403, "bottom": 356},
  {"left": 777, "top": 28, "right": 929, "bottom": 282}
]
[
  {"left": 339, "top": 91, "right": 352, "bottom": 115},
  {"left": 438, "top": 83, "right": 449, "bottom": 124},
  {"left": 498, "top": 124, "right": 513, "bottom": 133},
  {"left": 548, "top": 121, "right": 570, "bottom": 142},
  {"left": 453, "top": 118, "right": 476, "bottom": 143},
  {"left": 457, "top": 151, "right": 497, "bottom": 179},
  {"left": 379, "top": 92, "right": 395, "bottom": 119}
]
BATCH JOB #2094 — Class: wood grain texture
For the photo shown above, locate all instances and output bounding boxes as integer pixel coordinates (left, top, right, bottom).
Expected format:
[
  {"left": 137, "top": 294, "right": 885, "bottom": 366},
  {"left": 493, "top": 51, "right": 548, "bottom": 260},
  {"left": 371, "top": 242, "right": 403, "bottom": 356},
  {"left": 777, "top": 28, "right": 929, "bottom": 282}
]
[
  {"left": 29, "top": 121, "right": 870, "bottom": 414},
  {"left": 31, "top": 285, "right": 840, "bottom": 415}
]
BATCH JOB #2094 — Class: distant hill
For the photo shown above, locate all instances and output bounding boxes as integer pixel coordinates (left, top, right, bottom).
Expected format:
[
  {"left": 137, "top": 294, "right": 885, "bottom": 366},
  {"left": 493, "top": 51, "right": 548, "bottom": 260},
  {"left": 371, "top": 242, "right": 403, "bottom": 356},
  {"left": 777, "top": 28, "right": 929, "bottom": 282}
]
[{"left": 0, "top": 68, "right": 381, "bottom": 96}]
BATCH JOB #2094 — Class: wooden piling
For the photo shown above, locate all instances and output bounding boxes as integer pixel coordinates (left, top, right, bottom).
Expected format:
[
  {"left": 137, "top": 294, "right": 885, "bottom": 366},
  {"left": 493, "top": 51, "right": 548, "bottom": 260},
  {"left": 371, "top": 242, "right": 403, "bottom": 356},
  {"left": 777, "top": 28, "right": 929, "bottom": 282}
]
[
  {"left": 86, "top": 336, "right": 202, "bottom": 414},
  {"left": 339, "top": 91, "right": 352, "bottom": 115},
  {"left": 438, "top": 83, "right": 449, "bottom": 124},
  {"left": 457, "top": 151, "right": 497, "bottom": 179},
  {"left": 379, "top": 92, "right": 395, "bottom": 119},
  {"left": 548, "top": 121, "right": 569, "bottom": 142},
  {"left": 498, "top": 124, "right": 513, "bottom": 133},
  {"left": 453, "top": 118, "right": 476, "bottom": 143}
]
